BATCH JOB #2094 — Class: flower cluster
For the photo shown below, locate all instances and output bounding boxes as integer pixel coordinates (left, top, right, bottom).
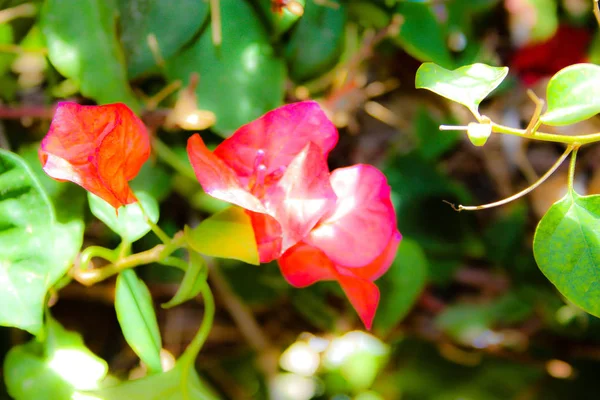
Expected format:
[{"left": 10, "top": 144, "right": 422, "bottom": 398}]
[
  {"left": 40, "top": 101, "right": 400, "bottom": 329},
  {"left": 187, "top": 101, "right": 400, "bottom": 329}
]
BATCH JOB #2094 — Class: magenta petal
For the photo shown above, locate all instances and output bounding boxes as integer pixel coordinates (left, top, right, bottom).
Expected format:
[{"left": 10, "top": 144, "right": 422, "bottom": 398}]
[
  {"left": 265, "top": 142, "right": 337, "bottom": 253},
  {"left": 187, "top": 134, "right": 266, "bottom": 213},
  {"left": 306, "top": 165, "right": 397, "bottom": 267},
  {"left": 214, "top": 101, "right": 338, "bottom": 186},
  {"left": 247, "top": 211, "right": 283, "bottom": 263},
  {"left": 336, "top": 269, "right": 380, "bottom": 330},
  {"left": 278, "top": 242, "right": 337, "bottom": 287}
]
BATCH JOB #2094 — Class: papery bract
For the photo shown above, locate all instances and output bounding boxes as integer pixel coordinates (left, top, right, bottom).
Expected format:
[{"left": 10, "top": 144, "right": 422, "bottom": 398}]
[
  {"left": 39, "top": 102, "right": 150, "bottom": 209},
  {"left": 187, "top": 101, "right": 339, "bottom": 262},
  {"left": 278, "top": 165, "right": 401, "bottom": 330}
]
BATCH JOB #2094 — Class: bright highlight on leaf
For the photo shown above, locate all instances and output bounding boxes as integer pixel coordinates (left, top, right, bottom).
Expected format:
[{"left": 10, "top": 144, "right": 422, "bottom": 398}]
[
  {"left": 39, "top": 102, "right": 150, "bottom": 210},
  {"left": 415, "top": 62, "right": 508, "bottom": 118},
  {"left": 540, "top": 63, "right": 600, "bottom": 126}
]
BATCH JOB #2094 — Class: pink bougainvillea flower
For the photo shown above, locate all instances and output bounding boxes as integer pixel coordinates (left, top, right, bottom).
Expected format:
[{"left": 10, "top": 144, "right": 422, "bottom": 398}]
[
  {"left": 39, "top": 102, "right": 150, "bottom": 209},
  {"left": 278, "top": 165, "right": 401, "bottom": 330},
  {"left": 187, "top": 101, "right": 339, "bottom": 262}
]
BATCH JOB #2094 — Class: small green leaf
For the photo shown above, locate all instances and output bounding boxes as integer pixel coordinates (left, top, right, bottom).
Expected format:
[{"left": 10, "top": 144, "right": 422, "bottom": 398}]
[
  {"left": 533, "top": 192, "right": 600, "bottom": 317},
  {"left": 115, "top": 269, "right": 163, "bottom": 373},
  {"left": 117, "top": 0, "right": 209, "bottom": 77},
  {"left": 374, "top": 239, "right": 428, "bottom": 334},
  {"left": 394, "top": 2, "right": 453, "bottom": 68},
  {"left": 185, "top": 206, "right": 259, "bottom": 265},
  {"left": 162, "top": 252, "right": 207, "bottom": 309},
  {"left": 284, "top": 0, "right": 346, "bottom": 82},
  {"left": 4, "top": 315, "right": 108, "bottom": 399},
  {"left": 466, "top": 122, "right": 492, "bottom": 146},
  {"left": 84, "top": 356, "right": 219, "bottom": 400},
  {"left": 166, "top": 0, "right": 286, "bottom": 136},
  {"left": 88, "top": 191, "right": 159, "bottom": 243},
  {"left": 40, "top": 0, "right": 139, "bottom": 108},
  {"left": 540, "top": 63, "right": 600, "bottom": 126},
  {"left": 415, "top": 62, "right": 508, "bottom": 117},
  {"left": 0, "top": 150, "right": 82, "bottom": 334}
]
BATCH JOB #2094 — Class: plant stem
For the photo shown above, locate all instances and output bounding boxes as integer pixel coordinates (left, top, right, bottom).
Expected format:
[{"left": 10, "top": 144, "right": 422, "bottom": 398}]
[
  {"left": 79, "top": 246, "right": 118, "bottom": 269},
  {"left": 568, "top": 146, "right": 580, "bottom": 192},
  {"left": 136, "top": 196, "right": 171, "bottom": 244},
  {"left": 180, "top": 282, "right": 215, "bottom": 363},
  {"left": 73, "top": 232, "right": 186, "bottom": 286},
  {"left": 445, "top": 145, "right": 573, "bottom": 211},
  {"left": 491, "top": 123, "right": 600, "bottom": 145}
]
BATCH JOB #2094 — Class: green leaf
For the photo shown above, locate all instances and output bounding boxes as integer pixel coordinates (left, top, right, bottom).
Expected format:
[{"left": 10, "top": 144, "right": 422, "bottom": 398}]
[
  {"left": 185, "top": 206, "right": 259, "bottom": 265},
  {"left": 88, "top": 191, "right": 159, "bottom": 243},
  {"left": 413, "top": 107, "right": 460, "bottom": 161},
  {"left": 0, "top": 23, "right": 15, "bottom": 76},
  {"left": 284, "top": 0, "right": 346, "bottom": 82},
  {"left": 161, "top": 252, "right": 207, "bottom": 309},
  {"left": 84, "top": 356, "right": 219, "bottom": 400},
  {"left": 415, "top": 62, "right": 508, "bottom": 117},
  {"left": 374, "top": 239, "right": 428, "bottom": 334},
  {"left": 0, "top": 150, "right": 82, "bottom": 334},
  {"left": 540, "top": 63, "right": 600, "bottom": 126},
  {"left": 130, "top": 160, "right": 173, "bottom": 203},
  {"left": 394, "top": 2, "right": 453, "bottom": 69},
  {"left": 533, "top": 192, "right": 600, "bottom": 317},
  {"left": 166, "top": 0, "right": 286, "bottom": 136},
  {"left": 258, "top": 0, "right": 306, "bottom": 37},
  {"left": 4, "top": 315, "right": 108, "bottom": 400},
  {"left": 115, "top": 269, "right": 163, "bottom": 373},
  {"left": 40, "top": 0, "right": 139, "bottom": 108},
  {"left": 117, "top": 0, "right": 209, "bottom": 77}
]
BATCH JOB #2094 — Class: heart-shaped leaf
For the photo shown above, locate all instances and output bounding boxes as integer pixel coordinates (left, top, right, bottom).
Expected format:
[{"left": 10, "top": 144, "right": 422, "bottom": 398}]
[
  {"left": 533, "top": 192, "right": 600, "bottom": 316},
  {"left": 115, "top": 269, "right": 162, "bottom": 373},
  {"left": 185, "top": 206, "right": 259, "bottom": 265},
  {"left": 540, "top": 63, "right": 600, "bottom": 126},
  {"left": 0, "top": 150, "right": 82, "bottom": 334},
  {"left": 415, "top": 62, "right": 508, "bottom": 118},
  {"left": 162, "top": 252, "right": 208, "bottom": 309},
  {"left": 88, "top": 191, "right": 159, "bottom": 243}
]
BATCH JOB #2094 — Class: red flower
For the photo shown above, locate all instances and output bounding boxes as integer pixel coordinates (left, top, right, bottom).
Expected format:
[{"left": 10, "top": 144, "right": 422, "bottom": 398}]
[
  {"left": 39, "top": 102, "right": 150, "bottom": 209},
  {"left": 187, "top": 101, "right": 339, "bottom": 262},
  {"left": 279, "top": 165, "right": 401, "bottom": 330}
]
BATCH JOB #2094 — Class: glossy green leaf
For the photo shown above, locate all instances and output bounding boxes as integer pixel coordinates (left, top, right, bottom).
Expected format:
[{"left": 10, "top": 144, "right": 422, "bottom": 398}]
[
  {"left": 117, "top": 0, "right": 209, "bottom": 77},
  {"left": 161, "top": 252, "right": 207, "bottom": 309},
  {"left": 533, "top": 192, "right": 600, "bottom": 317},
  {"left": 4, "top": 316, "right": 108, "bottom": 400},
  {"left": 374, "top": 239, "right": 427, "bottom": 334},
  {"left": 88, "top": 191, "right": 159, "bottom": 243},
  {"left": 284, "top": 0, "right": 346, "bottom": 82},
  {"left": 0, "top": 150, "right": 82, "bottom": 334},
  {"left": 394, "top": 3, "right": 453, "bottom": 69},
  {"left": 185, "top": 206, "right": 259, "bottom": 265},
  {"left": 166, "top": 0, "right": 285, "bottom": 136},
  {"left": 40, "top": 0, "right": 138, "bottom": 108},
  {"left": 84, "top": 356, "right": 219, "bottom": 400},
  {"left": 115, "top": 269, "right": 162, "bottom": 373},
  {"left": 415, "top": 62, "right": 508, "bottom": 117},
  {"left": 540, "top": 64, "right": 600, "bottom": 126}
]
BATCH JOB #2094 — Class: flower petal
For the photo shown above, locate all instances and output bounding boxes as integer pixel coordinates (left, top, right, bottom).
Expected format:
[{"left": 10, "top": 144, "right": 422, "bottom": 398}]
[
  {"left": 265, "top": 142, "right": 337, "bottom": 253},
  {"left": 336, "top": 269, "right": 380, "bottom": 330},
  {"left": 39, "top": 102, "right": 149, "bottom": 209},
  {"left": 214, "top": 101, "right": 338, "bottom": 187},
  {"left": 187, "top": 133, "right": 266, "bottom": 214},
  {"left": 278, "top": 242, "right": 337, "bottom": 287},
  {"left": 246, "top": 210, "right": 283, "bottom": 263},
  {"left": 306, "top": 165, "right": 397, "bottom": 267},
  {"left": 349, "top": 231, "right": 401, "bottom": 281}
]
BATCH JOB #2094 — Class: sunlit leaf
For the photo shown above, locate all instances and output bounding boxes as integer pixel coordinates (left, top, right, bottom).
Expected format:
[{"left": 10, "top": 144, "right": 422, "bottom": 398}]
[
  {"left": 374, "top": 239, "right": 427, "bottom": 334},
  {"left": 415, "top": 62, "right": 508, "bottom": 117},
  {"left": 540, "top": 63, "right": 600, "bottom": 126},
  {"left": 161, "top": 252, "right": 207, "bottom": 309},
  {"left": 533, "top": 192, "right": 600, "bottom": 317},
  {"left": 166, "top": 0, "right": 285, "bottom": 136},
  {"left": 88, "top": 191, "right": 159, "bottom": 243},
  {"left": 115, "top": 269, "right": 163, "bottom": 373},
  {"left": 185, "top": 206, "right": 260, "bottom": 265},
  {"left": 117, "top": 0, "right": 209, "bottom": 77},
  {"left": 0, "top": 150, "right": 82, "bottom": 334},
  {"left": 4, "top": 315, "right": 108, "bottom": 399},
  {"left": 40, "top": 0, "right": 138, "bottom": 108}
]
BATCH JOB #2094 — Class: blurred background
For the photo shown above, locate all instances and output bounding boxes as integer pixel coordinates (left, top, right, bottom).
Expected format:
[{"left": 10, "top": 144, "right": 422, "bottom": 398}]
[{"left": 2, "top": 0, "right": 600, "bottom": 399}]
